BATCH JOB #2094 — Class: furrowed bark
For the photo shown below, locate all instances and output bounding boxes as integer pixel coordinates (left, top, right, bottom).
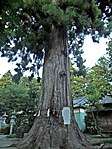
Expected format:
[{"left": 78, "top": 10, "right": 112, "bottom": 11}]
[{"left": 17, "top": 26, "right": 93, "bottom": 149}]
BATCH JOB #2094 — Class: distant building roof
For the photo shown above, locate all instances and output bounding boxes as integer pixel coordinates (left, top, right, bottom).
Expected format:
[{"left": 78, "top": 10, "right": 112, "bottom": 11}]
[
  {"left": 73, "top": 95, "right": 112, "bottom": 108},
  {"left": 102, "top": 95, "right": 112, "bottom": 104},
  {"left": 73, "top": 96, "right": 88, "bottom": 108}
]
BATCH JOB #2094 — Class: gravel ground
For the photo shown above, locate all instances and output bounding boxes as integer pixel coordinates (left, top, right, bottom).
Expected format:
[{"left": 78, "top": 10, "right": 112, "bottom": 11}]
[
  {"left": 0, "top": 134, "right": 21, "bottom": 149},
  {"left": 0, "top": 134, "right": 112, "bottom": 149}
]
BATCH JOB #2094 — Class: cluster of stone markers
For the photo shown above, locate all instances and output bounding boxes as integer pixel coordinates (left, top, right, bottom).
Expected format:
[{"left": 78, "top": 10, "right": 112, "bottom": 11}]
[{"left": 0, "top": 111, "right": 16, "bottom": 135}]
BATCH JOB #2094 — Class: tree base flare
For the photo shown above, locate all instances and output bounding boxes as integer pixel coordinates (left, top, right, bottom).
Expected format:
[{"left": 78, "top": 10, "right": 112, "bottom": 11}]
[{"left": 17, "top": 115, "right": 93, "bottom": 149}]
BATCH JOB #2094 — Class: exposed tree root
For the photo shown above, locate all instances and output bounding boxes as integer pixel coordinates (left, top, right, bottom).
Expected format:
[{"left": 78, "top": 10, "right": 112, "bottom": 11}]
[{"left": 17, "top": 115, "right": 97, "bottom": 149}]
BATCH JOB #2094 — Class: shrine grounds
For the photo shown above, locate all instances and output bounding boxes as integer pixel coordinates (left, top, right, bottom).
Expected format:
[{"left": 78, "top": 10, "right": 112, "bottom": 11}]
[{"left": 0, "top": 133, "right": 112, "bottom": 149}]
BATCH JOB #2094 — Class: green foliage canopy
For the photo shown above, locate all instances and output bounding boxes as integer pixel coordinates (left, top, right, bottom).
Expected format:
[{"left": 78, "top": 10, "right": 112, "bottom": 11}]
[
  {"left": 0, "top": 71, "right": 12, "bottom": 92},
  {"left": 0, "top": 72, "right": 41, "bottom": 113},
  {"left": 70, "top": 62, "right": 86, "bottom": 98},
  {"left": 0, "top": 0, "right": 111, "bottom": 78},
  {"left": 86, "top": 56, "right": 112, "bottom": 103}
]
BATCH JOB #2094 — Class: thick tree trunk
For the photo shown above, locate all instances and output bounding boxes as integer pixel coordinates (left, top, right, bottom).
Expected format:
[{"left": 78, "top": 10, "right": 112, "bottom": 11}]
[{"left": 18, "top": 26, "right": 92, "bottom": 149}]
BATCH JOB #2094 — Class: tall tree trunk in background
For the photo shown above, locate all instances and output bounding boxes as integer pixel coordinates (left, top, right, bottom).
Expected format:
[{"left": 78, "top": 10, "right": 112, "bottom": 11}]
[{"left": 18, "top": 26, "right": 91, "bottom": 149}]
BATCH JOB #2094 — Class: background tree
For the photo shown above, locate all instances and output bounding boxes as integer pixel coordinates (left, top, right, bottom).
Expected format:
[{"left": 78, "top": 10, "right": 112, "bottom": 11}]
[
  {"left": 106, "top": 39, "right": 112, "bottom": 76},
  {"left": 0, "top": 73, "right": 41, "bottom": 113},
  {"left": 0, "top": 82, "right": 29, "bottom": 112},
  {"left": 86, "top": 56, "right": 112, "bottom": 104},
  {"left": 0, "top": 72, "right": 41, "bottom": 137},
  {"left": 70, "top": 62, "right": 86, "bottom": 99},
  {"left": 86, "top": 55, "right": 112, "bottom": 134},
  {"left": 0, "top": 0, "right": 112, "bottom": 149},
  {"left": 0, "top": 71, "right": 13, "bottom": 109},
  {"left": 0, "top": 71, "right": 12, "bottom": 92},
  {"left": 19, "top": 76, "right": 41, "bottom": 109},
  {"left": 69, "top": 33, "right": 87, "bottom": 77}
]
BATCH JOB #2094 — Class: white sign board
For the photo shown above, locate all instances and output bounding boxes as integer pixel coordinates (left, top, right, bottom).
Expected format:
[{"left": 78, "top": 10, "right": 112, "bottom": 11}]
[{"left": 62, "top": 107, "right": 71, "bottom": 125}]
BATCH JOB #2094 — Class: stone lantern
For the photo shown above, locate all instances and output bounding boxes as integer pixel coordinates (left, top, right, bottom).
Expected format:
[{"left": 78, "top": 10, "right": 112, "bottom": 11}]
[
  {"left": 1, "top": 112, "right": 8, "bottom": 128},
  {"left": 10, "top": 111, "right": 16, "bottom": 135},
  {"left": 0, "top": 116, "right": 2, "bottom": 131}
]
